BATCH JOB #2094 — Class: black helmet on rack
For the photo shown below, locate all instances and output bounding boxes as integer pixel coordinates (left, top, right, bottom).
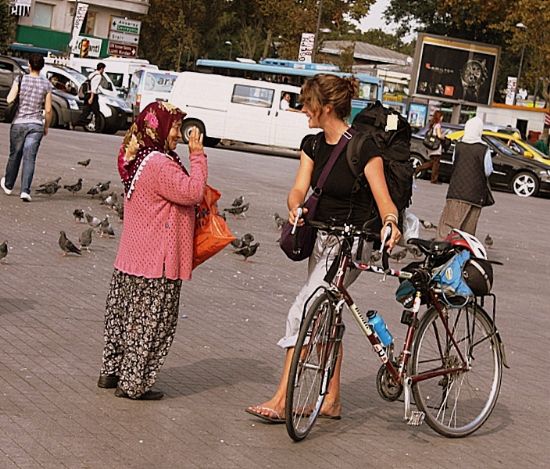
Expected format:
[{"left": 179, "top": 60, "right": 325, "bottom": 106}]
[{"left": 463, "top": 258, "right": 493, "bottom": 296}]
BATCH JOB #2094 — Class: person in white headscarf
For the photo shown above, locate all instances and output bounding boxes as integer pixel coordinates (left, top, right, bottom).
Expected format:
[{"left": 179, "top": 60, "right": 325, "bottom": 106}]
[{"left": 437, "top": 116, "right": 494, "bottom": 239}]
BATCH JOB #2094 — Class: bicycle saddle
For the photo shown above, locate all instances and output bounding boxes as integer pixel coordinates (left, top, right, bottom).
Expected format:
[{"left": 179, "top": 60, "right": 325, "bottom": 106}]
[{"left": 408, "top": 238, "right": 452, "bottom": 256}]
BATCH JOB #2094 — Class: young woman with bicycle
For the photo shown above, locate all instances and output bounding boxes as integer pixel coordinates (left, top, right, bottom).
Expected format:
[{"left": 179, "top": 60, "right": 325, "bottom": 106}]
[{"left": 246, "top": 74, "right": 401, "bottom": 423}]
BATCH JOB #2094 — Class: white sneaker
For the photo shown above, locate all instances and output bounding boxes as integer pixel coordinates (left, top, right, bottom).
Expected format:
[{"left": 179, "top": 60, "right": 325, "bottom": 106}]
[
  {"left": 20, "top": 192, "right": 32, "bottom": 202},
  {"left": 1, "top": 177, "right": 12, "bottom": 195}
]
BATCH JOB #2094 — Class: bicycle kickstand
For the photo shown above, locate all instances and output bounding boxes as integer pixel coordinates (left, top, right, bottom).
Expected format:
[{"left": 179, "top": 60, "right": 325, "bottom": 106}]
[{"left": 403, "top": 377, "right": 425, "bottom": 426}]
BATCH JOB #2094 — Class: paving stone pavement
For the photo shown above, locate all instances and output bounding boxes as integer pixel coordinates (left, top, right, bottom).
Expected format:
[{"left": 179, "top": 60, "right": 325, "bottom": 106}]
[{"left": 0, "top": 124, "right": 549, "bottom": 468}]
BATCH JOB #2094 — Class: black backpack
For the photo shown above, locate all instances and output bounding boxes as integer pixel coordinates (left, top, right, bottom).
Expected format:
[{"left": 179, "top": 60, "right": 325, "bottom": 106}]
[
  {"left": 78, "top": 72, "right": 98, "bottom": 99},
  {"left": 347, "top": 100, "right": 414, "bottom": 229}
]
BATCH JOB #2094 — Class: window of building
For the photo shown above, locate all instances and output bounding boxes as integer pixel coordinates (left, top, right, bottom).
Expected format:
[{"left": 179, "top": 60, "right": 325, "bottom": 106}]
[
  {"left": 83, "top": 11, "right": 97, "bottom": 36},
  {"left": 33, "top": 2, "right": 53, "bottom": 28},
  {"left": 231, "top": 85, "right": 274, "bottom": 108}
]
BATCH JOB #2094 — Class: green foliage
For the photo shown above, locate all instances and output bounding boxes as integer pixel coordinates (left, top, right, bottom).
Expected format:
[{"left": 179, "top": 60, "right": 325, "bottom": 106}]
[{"left": 0, "top": 0, "right": 16, "bottom": 54}]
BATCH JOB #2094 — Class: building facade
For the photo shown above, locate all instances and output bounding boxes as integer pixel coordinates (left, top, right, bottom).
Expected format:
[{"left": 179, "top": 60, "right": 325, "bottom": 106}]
[{"left": 12, "top": 0, "right": 149, "bottom": 57}]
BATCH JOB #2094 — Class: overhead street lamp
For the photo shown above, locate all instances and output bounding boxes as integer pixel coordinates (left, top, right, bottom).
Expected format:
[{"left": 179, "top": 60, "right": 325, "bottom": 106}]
[
  {"left": 514, "top": 22, "right": 527, "bottom": 105},
  {"left": 224, "top": 40, "right": 233, "bottom": 61}
]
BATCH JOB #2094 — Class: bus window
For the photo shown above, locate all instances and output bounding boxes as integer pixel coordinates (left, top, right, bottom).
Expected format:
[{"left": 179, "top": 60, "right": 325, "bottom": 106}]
[{"left": 231, "top": 84, "right": 274, "bottom": 108}]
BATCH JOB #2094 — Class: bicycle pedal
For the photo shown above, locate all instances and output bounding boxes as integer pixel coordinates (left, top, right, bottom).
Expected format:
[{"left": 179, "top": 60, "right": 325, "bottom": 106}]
[{"left": 407, "top": 411, "right": 425, "bottom": 426}]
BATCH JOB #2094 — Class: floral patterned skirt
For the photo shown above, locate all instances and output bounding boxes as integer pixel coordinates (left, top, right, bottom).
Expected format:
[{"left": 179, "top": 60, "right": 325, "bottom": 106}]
[{"left": 100, "top": 269, "right": 182, "bottom": 398}]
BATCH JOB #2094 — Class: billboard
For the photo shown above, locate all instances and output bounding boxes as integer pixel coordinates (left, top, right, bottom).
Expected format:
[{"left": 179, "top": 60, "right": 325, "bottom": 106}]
[{"left": 411, "top": 34, "right": 500, "bottom": 106}]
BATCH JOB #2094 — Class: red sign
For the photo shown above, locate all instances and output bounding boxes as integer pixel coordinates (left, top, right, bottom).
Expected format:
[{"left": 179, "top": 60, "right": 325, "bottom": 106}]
[
  {"left": 545, "top": 113, "right": 550, "bottom": 128},
  {"left": 108, "top": 41, "right": 137, "bottom": 57}
]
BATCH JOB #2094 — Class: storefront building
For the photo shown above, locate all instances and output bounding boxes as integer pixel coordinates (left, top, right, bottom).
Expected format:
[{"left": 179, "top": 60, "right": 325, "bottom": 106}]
[{"left": 11, "top": 0, "right": 149, "bottom": 58}]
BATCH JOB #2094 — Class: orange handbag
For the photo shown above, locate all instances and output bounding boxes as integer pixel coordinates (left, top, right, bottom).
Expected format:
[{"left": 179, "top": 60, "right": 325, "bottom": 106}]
[{"left": 193, "top": 184, "right": 236, "bottom": 269}]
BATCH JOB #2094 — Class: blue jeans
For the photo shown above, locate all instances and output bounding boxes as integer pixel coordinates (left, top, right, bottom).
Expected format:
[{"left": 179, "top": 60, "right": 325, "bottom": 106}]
[{"left": 4, "top": 123, "right": 44, "bottom": 194}]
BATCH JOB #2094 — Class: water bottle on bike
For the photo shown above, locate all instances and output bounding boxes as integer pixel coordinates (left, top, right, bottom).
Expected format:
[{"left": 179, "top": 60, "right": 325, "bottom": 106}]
[{"left": 367, "top": 310, "right": 393, "bottom": 347}]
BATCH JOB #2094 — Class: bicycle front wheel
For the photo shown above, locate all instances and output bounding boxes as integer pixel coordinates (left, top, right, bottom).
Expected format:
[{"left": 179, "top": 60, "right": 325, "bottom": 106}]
[
  {"left": 285, "top": 293, "right": 341, "bottom": 442},
  {"left": 411, "top": 303, "right": 502, "bottom": 437}
]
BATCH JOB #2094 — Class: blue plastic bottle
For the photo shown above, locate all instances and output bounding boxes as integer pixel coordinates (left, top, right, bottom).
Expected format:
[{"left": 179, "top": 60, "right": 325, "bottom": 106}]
[{"left": 367, "top": 310, "right": 393, "bottom": 347}]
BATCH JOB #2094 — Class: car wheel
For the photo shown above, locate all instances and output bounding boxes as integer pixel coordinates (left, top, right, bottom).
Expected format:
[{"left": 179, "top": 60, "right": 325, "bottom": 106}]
[
  {"left": 84, "top": 113, "right": 106, "bottom": 133},
  {"left": 50, "top": 108, "right": 59, "bottom": 128},
  {"left": 410, "top": 153, "right": 426, "bottom": 178},
  {"left": 181, "top": 119, "right": 205, "bottom": 144},
  {"left": 511, "top": 171, "right": 539, "bottom": 197}
]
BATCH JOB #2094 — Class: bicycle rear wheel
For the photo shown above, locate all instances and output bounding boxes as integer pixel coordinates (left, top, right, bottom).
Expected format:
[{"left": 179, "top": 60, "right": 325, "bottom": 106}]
[
  {"left": 411, "top": 303, "right": 502, "bottom": 437},
  {"left": 285, "top": 293, "right": 342, "bottom": 441}
]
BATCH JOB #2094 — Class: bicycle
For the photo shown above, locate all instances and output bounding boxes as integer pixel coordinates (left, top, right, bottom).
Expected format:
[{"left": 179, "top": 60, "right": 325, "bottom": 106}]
[{"left": 285, "top": 221, "right": 508, "bottom": 441}]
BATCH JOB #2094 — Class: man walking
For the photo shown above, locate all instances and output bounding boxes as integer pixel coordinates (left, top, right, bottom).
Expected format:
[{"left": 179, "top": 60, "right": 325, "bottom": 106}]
[{"left": 76, "top": 62, "right": 105, "bottom": 129}]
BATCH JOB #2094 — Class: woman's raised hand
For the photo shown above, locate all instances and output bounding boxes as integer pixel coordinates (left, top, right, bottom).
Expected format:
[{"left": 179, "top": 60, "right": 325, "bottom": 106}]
[{"left": 188, "top": 127, "right": 204, "bottom": 154}]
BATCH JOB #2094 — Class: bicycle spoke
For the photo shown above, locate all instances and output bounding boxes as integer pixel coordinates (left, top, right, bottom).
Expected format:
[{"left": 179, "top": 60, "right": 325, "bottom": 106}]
[{"left": 411, "top": 304, "right": 502, "bottom": 437}]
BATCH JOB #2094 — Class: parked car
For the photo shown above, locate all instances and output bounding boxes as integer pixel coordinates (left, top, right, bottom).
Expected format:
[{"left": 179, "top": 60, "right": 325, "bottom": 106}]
[
  {"left": 410, "top": 122, "right": 464, "bottom": 170},
  {"left": 0, "top": 55, "right": 81, "bottom": 128},
  {"left": 438, "top": 132, "right": 550, "bottom": 198},
  {"left": 41, "top": 64, "right": 132, "bottom": 133}
]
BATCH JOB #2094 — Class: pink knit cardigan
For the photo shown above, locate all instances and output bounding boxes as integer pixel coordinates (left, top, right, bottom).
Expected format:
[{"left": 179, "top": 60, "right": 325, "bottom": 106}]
[{"left": 114, "top": 151, "right": 208, "bottom": 280}]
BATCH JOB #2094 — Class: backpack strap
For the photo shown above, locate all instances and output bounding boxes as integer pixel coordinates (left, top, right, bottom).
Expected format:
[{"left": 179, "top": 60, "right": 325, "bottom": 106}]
[{"left": 346, "top": 131, "right": 369, "bottom": 194}]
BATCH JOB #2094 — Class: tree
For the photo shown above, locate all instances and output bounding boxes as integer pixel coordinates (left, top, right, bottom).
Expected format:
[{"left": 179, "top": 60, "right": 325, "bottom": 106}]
[{"left": 0, "top": 0, "right": 16, "bottom": 54}]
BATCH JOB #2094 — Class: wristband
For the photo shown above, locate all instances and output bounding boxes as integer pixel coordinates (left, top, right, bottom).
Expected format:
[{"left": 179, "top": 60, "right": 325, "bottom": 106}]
[{"left": 383, "top": 213, "right": 398, "bottom": 225}]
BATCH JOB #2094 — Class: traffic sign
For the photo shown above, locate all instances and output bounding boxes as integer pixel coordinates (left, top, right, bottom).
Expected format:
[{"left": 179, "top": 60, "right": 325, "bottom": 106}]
[
  {"left": 108, "top": 42, "right": 138, "bottom": 57},
  {"left": 110, "top": 17, "right": 141, "bottom": 35},
  {"left": 109, "top": 31, "right": 139, "bottom": 45}
]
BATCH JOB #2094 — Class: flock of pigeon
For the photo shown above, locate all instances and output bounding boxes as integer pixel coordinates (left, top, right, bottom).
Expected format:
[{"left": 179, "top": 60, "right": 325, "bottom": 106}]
[
  {"left": 222, "top": 195, "right": 260, "bottom": 261},
  {"left": 0, "top": 158, "right": 124, "bottom": 262}
]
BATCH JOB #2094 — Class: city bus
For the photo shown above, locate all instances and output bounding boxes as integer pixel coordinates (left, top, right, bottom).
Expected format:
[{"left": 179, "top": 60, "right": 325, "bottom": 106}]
[{"left": 195, "top": 58, "right": 384, "bottom": 120}]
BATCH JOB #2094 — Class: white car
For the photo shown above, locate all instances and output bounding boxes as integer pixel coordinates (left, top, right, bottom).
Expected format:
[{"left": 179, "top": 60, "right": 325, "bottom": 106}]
[{"left": 41, "top": 64, "right": 132, "bottom": 133}]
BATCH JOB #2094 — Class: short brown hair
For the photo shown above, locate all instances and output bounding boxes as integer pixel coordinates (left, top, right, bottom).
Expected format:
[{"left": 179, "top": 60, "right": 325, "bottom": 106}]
[{"left": 299, "top": 74, "right": 357, "bottom": 120}]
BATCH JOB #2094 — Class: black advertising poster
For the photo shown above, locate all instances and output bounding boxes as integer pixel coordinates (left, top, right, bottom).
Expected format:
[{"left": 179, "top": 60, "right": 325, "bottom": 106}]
[{"left": 412, "top": 35, "right": 500, "bottom": 106}]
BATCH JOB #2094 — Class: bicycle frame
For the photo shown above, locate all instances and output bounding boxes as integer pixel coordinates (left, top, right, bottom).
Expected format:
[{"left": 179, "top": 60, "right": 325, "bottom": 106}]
[{"left": 330, "top": 243, "right": 469, "bottom": 390}]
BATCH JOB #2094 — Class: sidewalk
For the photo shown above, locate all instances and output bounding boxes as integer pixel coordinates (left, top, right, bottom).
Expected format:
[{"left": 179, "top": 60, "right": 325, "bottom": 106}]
[{"left": 0, "top": 125, "right": 549, "bottom": 468}]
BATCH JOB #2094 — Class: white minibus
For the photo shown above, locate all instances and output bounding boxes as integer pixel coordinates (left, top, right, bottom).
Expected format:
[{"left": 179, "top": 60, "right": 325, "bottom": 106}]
[
  {"left": 127, "top": 69, "right": 180, "bottom": 116},
  {"left": 169, "top": 72, "right": 316, "bottom": 149}
]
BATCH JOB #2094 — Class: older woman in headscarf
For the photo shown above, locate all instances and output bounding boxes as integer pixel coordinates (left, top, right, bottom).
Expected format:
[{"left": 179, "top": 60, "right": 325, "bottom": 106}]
[
  {"left": 98, "top": 101, "right": 207, "bottom": 400},
  {"left": 437, "top": 115, "right": 494, "bottom": 240}
]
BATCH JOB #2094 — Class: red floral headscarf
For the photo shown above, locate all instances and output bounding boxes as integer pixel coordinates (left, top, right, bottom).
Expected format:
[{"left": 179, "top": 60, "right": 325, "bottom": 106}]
[{"left": 118, "top": 101, "right": 186, "bottom": 195}]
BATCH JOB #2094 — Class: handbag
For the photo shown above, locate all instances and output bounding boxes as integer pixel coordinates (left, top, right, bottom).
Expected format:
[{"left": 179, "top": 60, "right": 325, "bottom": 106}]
[
  {"left": 280, "top": 129, "right": 355, "bottom": 261},
  {"left": 193, "top": 184, "right": 236, "bottom": 269},
  {"left": 4, "top": 76, "right": 21, "bottom": 123},
  {"left": 422, "top": 126, "right": 441, "bottom": 151}
]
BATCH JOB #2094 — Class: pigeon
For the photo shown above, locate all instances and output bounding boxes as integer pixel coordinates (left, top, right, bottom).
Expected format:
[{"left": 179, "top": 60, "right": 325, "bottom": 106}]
[
  {"left": 114, "top": 202, "right": 124, "bottom": 221},
  {"left": 79, "top": 227, "right": 93, "bottom": 251},
  {"left": 36, "top": 182, "right": 61, "bottom": 195},
  {"left": 64, "top": 178, "right": 83, "bottom": 195},
  {"left": 73, "top": 209, "right": 84, "bottom": 222},
  {"left": 77, "top": 158, "right": 91, "bottom": 167},
  {"left": 85, "top": 213, "right": 101, "bottom": 228},
  {"left": 99, "top": 216, "right": 115, "bottom": 237},
  {"left": 87, "top": 186, "right": 100, "bottom": 197},
  {"left": 100, "top": 192, "right": 118, "bottom": 208},
  {"left": 485, "top": 234, "right": 493, "bottom": 248},
  {"left": 234, "top": 242, "right": 259, "bottom": 261},
  {"left": 39, "top": 177, "right": 61, "bottom": 188},
  {"left": 98, "top": 181, "right": 111, "bottom": 193},
  {"left": 0, "top": 241, "right": 7, "bottom": 263},
  {"left": 231, "top": 233, "right": 254, "bottom": 249},
  {"left": 369, "top": 250, "right": 381, "bottom": 263},
  {"left": 406, "top": 245, "right": 423, "bottom": 258},
  {"left": 389, "top": 249, "right": 408, "bottom": 263},
  {"left": 232, "top": 195, "right": 245, "bottom": 207},
  {"left": 273, "top": 212, "right": 287, "bottom": 229},
  {"left": 223, "top": 202, "right": 249, "bottom": 217},
  {"left": 420, "top": 219, "right": 437, "bottom": 230},
  {"left": 58, "top": 231, "right": 81, "bottom": 256}
]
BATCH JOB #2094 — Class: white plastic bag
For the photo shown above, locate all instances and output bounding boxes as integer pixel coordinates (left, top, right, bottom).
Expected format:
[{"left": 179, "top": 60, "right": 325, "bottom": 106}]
[{"left": 402, "top": 209, "right": 420, "bottom": 243}]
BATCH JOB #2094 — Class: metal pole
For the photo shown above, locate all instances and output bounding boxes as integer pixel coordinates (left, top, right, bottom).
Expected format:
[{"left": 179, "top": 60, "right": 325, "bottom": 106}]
[
  {"left": 513, "top": 44, "right": 526, "bottom": 105},
  {"left": 312, "top": 0, "right": 324, "bottom": 63}
]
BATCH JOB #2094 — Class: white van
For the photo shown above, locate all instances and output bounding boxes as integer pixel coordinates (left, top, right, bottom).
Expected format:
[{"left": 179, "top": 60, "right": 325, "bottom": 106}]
[
  {"left": 169, "top": 72, "right": 316, "bottom": 149},
  {"left": 127, "top": 69, "right": 180, "bottom": 116}
]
